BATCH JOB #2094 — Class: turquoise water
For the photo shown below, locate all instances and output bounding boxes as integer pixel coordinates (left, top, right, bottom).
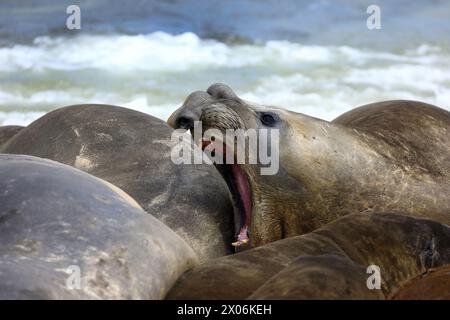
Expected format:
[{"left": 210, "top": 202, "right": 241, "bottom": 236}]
[{"left": 0, "top": 0, "right": 449, "bottom": 125}]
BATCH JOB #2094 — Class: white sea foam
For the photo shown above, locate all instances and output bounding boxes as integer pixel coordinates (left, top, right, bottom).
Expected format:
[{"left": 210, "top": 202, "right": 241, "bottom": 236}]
[
  {"left": 0, "top": 33, "right": 344, "bottom": 73},
  {"left": 0, "top": 32, "right": 449, "bottom": 125}
]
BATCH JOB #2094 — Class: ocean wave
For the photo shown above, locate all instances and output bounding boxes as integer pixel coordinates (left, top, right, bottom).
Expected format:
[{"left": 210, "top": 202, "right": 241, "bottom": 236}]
[
  {"left": 2, "top": 33, "right": 446, "bottom": 73},
  {"left": 0, "top": 32, "right": 449, "bottom": 125},
  {"left": 0, "top": 33, "right": 344, "bottom": 72}
]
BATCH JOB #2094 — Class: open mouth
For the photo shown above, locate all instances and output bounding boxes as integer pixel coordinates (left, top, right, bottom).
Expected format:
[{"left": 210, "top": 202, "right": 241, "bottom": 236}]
[{"left": 201, "top": 139, "right": 252, "bottom": 249}]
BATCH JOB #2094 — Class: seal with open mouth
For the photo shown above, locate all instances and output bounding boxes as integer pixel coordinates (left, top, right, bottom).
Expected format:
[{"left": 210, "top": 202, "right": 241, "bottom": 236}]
[{"left": 168, "top": 83, "right": 450, "bottom": 249}]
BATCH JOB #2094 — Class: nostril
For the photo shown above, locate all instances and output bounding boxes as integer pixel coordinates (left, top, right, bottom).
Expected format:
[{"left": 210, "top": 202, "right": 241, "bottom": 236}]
[{"left": 177, "top": 116, "right": 194, "bottom": 130}]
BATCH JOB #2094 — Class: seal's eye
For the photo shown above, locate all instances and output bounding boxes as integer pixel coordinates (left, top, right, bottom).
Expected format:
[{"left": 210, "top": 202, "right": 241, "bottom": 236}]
[{"left": 260, "top": 112, "right": 278, "bottom": 126}]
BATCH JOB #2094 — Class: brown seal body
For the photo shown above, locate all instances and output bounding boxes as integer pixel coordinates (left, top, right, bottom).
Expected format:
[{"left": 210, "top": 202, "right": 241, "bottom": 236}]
[
  {"left": 168, "top": 84, "right": 450, "bottom": 248},
  {"left": 2, "top": 104, "right": 234, "bottom": 262},
  {"left": 0, "top": 125, "right": 23, "bottom": 148},
  {"left": 248, "top": 255, "right": 382, "bottom": 300},
  {"left": 391, "top": 266, "right": 450, "bottom": 300},
  {"left": 166, "top": 213, "right": 450, "bottom": 300}
]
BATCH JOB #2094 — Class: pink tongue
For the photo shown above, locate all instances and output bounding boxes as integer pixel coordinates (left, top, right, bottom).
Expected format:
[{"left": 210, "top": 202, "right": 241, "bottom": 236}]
[
  {"left": 231, "top": 164, "right": 251, "bottom": 241},
  {"left": 237, "top": 226, "right": 249, "bottom": 242}
]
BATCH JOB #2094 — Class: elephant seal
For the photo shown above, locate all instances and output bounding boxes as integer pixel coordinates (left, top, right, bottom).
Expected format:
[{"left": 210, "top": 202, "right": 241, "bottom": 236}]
[
  {"left": 0, "top": 125, "right": 23, "bottom": 148},
  {"left": 0, "top": 154, "right": 198, "bottom": 299},
  {"left": 166, "top": 213, "right": 450, "bottom": 299},
  {"left": 2, "top": 105, "right": 234, "bottom": 262},
  {"left": 168, "top": 83, "right": 450, "bottom": 248}
]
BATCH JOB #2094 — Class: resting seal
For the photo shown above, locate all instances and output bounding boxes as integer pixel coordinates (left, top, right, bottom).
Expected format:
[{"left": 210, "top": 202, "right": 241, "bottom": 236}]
[
  {"left": 167, "top": 212, "right": 450, "bottom": 299},
  {"left": 168, "top": 83, "right": 450, "bottom": 248},
  {"left": 0, "top": 154, "right": 198, "bottom": 299},
  {"left": 2, "top": 105, "right": 234, "bottom": 261}
]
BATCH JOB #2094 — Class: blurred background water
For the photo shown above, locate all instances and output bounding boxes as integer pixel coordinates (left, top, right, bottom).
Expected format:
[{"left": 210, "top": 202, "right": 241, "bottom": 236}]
[{"left": 0, "top": 0, "right": 449, "bottom": 125}]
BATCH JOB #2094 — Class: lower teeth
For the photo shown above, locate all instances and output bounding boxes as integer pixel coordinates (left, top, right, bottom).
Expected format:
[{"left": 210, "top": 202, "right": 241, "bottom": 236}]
[{"left": 231, "top": 239, "right": 249, "bottom": 247}]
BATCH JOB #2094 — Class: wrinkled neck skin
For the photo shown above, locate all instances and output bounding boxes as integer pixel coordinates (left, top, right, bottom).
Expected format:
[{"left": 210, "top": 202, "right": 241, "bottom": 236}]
[
  {"left": 244, "top": 113, "right": 363, "bottom": 247},
  {"left": 245, "top": 111, "right": 424, "bottom": 248}
]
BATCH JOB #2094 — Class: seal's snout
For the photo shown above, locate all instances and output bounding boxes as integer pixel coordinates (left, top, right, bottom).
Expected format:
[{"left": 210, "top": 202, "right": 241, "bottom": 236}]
[
  {"left": 167, "top": 90, "right": 210, "bottom": 129},
  {"left": 174, "top": 115, "right": 194, "bottom": 130},
  {"left": 167, "top": 83, "right": 239, "bottom": 129}
]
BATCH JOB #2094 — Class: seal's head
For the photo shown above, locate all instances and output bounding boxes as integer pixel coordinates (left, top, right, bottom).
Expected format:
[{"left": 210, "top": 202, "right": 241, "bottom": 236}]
[
  {"left": 169, "top": 84, "right": 450, "bottom": 251},
  {"left": 168, "top": 83, "right": 318, "bottom": 248}
]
